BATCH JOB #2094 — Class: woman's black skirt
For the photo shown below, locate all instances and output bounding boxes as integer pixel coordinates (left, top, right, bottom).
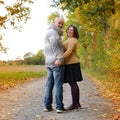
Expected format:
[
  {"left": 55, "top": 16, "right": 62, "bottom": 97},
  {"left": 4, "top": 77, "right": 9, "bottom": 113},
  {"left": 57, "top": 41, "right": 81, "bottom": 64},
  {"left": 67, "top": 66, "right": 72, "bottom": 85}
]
[{"left": 64, "top": 62, "right": 83, "bottom": 83}]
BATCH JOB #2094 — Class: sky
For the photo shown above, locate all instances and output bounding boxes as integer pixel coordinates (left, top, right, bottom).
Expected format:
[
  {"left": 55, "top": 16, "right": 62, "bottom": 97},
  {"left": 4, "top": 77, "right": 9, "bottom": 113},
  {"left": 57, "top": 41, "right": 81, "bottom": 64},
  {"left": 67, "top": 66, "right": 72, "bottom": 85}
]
[{"left": 0, "top": 0, "right": 59, "bottom": 61}]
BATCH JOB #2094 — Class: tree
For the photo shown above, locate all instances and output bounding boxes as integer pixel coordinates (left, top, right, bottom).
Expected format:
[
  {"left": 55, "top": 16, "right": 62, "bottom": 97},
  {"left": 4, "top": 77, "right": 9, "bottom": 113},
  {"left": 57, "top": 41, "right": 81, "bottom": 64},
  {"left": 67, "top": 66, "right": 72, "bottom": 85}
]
[
  {"left": 23, "top": 50, "right": 45, "bottom": 65},
  {"left": 51, "top": 0, "right": 120, "bottom": 76},
  {"left": 47, "top": 12, "right": 60, "bottom": 24},
  {"left": 33, "top": 50, "right": 45, "bottom": 65},
  {"left": 52, "top": 0, "right": 115, "bottom": 33},
  {"left": 23, "top": 52, "right": 35, "bottom": 64},
  {"left": 104, "top": 0, "right": 120, "bottom": 77},
  {"left": 0, "top": 34, "right": 7, "bottom": 53},
  {"left": 0, "top": 0, "right": 33, "bottom": 53}
]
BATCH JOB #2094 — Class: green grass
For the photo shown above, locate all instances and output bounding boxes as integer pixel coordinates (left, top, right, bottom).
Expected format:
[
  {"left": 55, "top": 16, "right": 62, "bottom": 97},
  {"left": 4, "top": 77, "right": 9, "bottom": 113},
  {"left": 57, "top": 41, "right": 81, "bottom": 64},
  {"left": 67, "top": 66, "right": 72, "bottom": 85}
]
[{"left": 0, "top": 65, "right": 47, "bottom": 89}]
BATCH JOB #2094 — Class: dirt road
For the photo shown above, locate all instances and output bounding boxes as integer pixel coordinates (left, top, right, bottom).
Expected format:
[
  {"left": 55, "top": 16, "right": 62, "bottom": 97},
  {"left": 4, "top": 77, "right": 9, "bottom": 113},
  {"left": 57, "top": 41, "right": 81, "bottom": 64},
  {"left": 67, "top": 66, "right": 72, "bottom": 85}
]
[{"left": 0, "top": 73, "right": 119, "bottom": 120}]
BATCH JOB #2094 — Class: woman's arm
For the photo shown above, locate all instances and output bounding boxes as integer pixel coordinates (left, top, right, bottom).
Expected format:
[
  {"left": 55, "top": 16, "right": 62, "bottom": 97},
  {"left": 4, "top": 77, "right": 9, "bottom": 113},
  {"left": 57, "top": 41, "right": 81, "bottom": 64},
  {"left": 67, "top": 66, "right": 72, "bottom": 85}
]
[{"left": 63, "top": 38, "right": 77, "bottom": 59}]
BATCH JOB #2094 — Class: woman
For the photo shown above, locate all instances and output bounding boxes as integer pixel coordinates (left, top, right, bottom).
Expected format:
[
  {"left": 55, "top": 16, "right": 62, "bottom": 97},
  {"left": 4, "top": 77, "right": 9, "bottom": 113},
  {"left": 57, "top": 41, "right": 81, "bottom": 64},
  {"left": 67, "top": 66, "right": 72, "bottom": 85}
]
[{"left": 63, "top": 24, "right": 83, "bottom": 110}]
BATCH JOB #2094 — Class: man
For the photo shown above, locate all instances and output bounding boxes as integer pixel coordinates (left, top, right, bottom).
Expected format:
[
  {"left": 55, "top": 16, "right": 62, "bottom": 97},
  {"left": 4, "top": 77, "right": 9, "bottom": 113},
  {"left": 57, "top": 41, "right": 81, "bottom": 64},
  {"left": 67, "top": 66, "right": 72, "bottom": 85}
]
[{"left": 44, "top": 17, "right": 65, "bottom": 113}]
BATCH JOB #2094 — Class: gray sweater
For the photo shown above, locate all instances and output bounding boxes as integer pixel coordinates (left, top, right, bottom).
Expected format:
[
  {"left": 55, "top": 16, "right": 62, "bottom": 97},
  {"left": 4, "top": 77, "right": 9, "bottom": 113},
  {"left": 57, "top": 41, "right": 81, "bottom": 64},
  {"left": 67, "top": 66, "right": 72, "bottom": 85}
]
[{"left": 44, "top": 24, "right": 64, "bottom": 68}]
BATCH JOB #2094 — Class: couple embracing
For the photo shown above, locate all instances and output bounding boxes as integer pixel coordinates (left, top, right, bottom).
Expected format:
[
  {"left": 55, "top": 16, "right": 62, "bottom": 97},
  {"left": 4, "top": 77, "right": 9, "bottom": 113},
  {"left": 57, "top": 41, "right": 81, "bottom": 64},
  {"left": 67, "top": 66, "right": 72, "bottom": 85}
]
[{"left": 43, "top": 17, "right": 83, "bottom": 113}]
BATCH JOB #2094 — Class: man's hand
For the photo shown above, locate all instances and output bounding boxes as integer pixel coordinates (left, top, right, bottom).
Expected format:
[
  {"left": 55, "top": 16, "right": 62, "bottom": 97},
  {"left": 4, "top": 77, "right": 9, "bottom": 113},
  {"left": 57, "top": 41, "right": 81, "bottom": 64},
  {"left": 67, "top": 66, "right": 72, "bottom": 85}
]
[{"left": 55, "top": 59, "right": 62, "bottom": 66}]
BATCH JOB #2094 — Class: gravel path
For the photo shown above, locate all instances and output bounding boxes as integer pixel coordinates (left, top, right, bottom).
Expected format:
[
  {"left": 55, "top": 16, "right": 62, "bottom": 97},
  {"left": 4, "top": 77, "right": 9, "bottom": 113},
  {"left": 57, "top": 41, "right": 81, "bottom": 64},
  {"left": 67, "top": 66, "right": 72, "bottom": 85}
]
[{"left": 0, "top": 73, "right": 119, "bottom": 120}]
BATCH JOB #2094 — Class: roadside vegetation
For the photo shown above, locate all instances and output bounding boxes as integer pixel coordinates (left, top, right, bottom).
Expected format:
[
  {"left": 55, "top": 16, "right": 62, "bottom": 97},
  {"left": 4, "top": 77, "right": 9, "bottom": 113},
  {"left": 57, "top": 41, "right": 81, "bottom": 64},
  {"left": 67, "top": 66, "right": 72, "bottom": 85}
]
[
  {"left": 0, "top": 65, "right": 47, "bottom": 90},
  {"left": 49, "top": 0, "right": 120, "bottom": 109}
]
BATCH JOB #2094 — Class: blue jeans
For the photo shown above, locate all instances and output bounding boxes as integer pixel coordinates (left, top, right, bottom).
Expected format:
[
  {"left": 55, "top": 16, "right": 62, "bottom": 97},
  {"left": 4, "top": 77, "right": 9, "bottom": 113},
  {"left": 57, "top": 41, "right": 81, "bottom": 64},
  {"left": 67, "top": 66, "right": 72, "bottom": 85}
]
[{"left": 44, "top": 66, "right": 65, "bottom": 110}]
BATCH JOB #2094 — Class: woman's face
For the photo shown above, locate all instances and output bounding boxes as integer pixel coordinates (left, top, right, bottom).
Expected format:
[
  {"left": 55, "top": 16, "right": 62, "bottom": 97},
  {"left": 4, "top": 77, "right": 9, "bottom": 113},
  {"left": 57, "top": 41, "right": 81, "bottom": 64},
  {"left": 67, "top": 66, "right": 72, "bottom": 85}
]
[{"left": 67, "top": 26, "right": 74, "bottom": 38}]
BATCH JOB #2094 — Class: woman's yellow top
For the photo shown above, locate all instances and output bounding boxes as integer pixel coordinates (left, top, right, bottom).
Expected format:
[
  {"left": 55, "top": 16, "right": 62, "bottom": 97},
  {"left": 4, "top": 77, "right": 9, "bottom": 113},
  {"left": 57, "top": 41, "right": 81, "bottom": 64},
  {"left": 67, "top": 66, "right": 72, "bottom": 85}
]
[{"left": 63, "top": 37, "right": 79, "bottom": 65}]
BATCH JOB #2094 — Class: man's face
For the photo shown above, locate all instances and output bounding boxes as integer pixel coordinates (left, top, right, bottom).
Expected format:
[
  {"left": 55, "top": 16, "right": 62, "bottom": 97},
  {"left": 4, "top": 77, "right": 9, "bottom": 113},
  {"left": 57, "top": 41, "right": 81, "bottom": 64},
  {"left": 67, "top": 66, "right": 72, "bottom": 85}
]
[{"left": 54, "top": 18, "right": 64, "bottom": 28}]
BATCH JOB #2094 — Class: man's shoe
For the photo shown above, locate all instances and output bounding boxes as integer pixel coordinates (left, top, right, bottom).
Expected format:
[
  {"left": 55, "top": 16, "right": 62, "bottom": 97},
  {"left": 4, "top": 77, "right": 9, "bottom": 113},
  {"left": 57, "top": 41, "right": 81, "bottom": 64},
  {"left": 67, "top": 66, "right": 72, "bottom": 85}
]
[
  {"left": 43, "top": 107, "right": 53, "bottom": 112},
  {"left": 56, "top": 108, "right": 66, "bottom": 113}
]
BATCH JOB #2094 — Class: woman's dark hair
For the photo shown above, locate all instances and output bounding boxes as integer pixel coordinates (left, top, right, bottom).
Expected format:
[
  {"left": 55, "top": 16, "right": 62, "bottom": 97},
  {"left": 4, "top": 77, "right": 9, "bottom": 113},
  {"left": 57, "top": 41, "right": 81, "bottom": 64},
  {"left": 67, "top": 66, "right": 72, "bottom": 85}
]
[{"left": 66, "top": 24, "right": 79, "bottom": 39}]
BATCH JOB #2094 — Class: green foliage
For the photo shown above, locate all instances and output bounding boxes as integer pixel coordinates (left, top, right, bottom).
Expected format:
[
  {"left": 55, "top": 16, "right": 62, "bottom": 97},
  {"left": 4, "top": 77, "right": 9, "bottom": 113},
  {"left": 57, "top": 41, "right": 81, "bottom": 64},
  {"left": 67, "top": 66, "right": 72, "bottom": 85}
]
[
  {"left": 52, "top": 0, "right": 115, "bottom": 32},
  {"left": 90, "top": 32, "right": 106, "bottom": 72},
  {"left": 51, "top": 0, "right": 120, "bottom": 78},
  {"left": 33, "top": 50, "right": 45, "bottom": 65},
  {"left": 0, "top": 49, "right": 45, "bottom": 65},
  {"left": 105, "top": 28, "right": 120, "bottom": 77},
  {"left": 23, "top": 52, "right": 35, "bottom": 64},
  {"left": 47, "top": 12, "right": 60, "bottom": 24},
  {"left": 52, "top": 0, "right": 83, "bottom": 11},
  {"left": 23, "top": 50, "right": 45, "bottom": 65}
]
